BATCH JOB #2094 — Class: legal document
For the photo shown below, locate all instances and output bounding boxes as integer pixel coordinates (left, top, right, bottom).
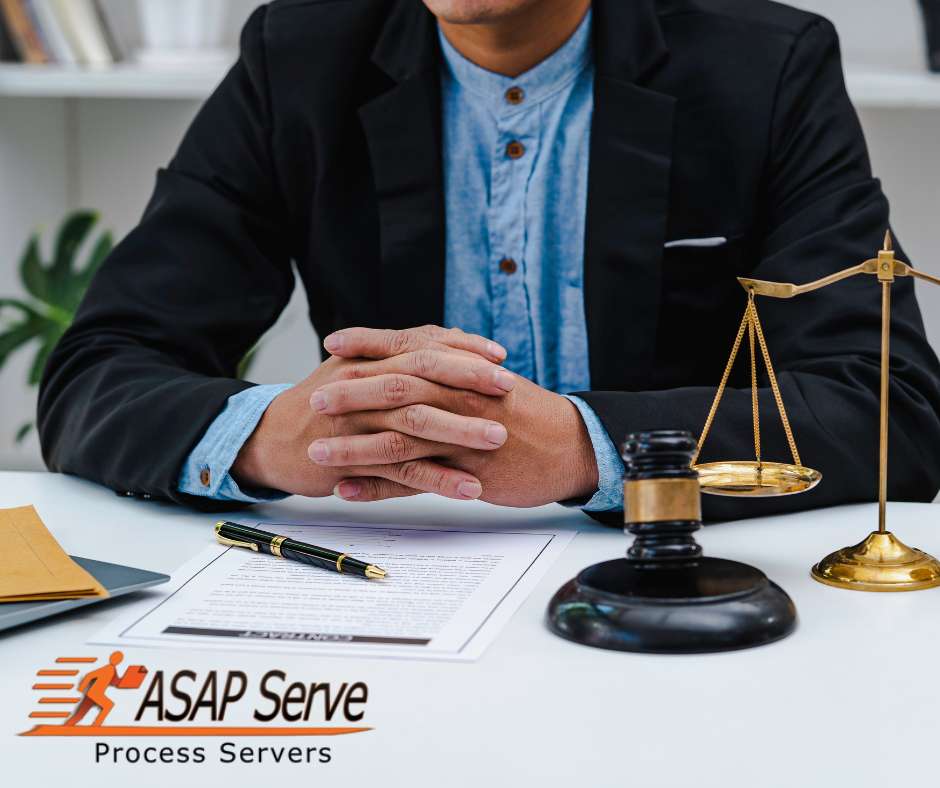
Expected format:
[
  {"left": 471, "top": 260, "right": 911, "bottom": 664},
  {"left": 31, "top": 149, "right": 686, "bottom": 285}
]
[{"left": 92, "top": 521, "right": 573, "bottom": 661}]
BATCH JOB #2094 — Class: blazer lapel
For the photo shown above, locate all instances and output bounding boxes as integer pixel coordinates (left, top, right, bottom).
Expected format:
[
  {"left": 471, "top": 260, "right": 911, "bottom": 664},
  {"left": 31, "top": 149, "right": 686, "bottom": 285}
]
[
  {"left": 584, "top": 0, "right": 676, "bottom": 390},
  {"left": 358, "top": 1, "right": 445, "bottom": 329}
]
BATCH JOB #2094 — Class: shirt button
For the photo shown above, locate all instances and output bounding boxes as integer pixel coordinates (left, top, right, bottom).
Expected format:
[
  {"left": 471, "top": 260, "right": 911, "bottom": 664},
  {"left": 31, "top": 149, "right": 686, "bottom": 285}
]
[
  {"left": 505, "top": 86, "right": 525, "bottom": 105},
  {"left": 199, "top": 468, "right": 211, "bottom": 487},
  {"left": 499, "top": 257, "right": 518, "bottom": 275},
  {"left": 505, "top": 140, "right": 525, "bottom": 160}
]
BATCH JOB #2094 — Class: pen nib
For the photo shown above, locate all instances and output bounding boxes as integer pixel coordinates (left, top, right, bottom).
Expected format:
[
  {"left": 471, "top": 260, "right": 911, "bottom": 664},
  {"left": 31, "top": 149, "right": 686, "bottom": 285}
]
[{"left": 365, "top": 565, "right": 387, "bottom": 580}]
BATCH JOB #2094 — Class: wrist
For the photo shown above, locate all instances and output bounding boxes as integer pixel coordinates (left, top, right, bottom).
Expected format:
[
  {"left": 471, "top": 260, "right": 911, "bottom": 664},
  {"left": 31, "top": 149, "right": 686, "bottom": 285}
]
[
  {"left": 231, "top": 395, "right": 283, "bottom": 491},
  {"left": 231, "top": 428, "right": 271, "bottom": 491},
  {"left": 558, "top": 397, "right": 600, "bottom": 501}
]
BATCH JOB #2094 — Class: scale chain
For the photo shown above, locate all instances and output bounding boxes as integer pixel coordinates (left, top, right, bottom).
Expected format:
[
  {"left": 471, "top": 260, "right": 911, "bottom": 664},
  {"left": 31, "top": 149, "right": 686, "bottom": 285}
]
[
  {"left": 748, "top": 295, "right": 761, "bottom": 469},
  {"left": 749, "top": 299, "right": 802, "bottom": 467},
  {"left": 693, "top": 294, "right": 803, "bottom": 469},
  {"left": 692, "top": 305, "right": 750, "bottom": 465}
]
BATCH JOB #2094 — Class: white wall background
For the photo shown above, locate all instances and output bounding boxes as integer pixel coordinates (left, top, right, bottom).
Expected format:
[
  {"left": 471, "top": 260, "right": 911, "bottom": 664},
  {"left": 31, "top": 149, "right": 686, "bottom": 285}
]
[{"left": 0, "top": 0, "right": 938, "bottom": 471}]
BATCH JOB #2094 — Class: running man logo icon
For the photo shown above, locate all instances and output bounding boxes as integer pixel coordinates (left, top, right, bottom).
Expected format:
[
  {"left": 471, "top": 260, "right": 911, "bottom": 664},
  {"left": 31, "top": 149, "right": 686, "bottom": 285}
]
[
  {"left": 63, "top": 651, "right": 147, "bottom": 727},
  {"left": 26, "top": 653, "right": 148, "bottom": 729}
]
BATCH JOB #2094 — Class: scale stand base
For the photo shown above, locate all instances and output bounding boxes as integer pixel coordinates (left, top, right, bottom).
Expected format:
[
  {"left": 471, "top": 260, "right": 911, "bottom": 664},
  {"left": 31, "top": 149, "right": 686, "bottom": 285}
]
[
  {"left": 811, "top": 531, "right": 940, "bottom": 592},
  {"left": 547, "top": 556, "right": 797, "bottom": 654}
]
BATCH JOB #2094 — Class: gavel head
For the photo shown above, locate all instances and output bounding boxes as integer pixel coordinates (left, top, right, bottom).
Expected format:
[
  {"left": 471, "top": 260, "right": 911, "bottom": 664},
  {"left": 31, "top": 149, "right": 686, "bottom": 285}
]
[
  {"left": 622, "top": 430, "right": 699, "bottom": 481},
  {"left": 621, "top": 430, "right": 702, "bottom": 561}
]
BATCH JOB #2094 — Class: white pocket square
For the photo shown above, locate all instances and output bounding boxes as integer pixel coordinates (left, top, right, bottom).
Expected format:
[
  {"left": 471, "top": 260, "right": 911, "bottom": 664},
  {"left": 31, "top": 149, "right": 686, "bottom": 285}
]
[{"left": 664, "top": 236, "right": 728, "bottom": 249}]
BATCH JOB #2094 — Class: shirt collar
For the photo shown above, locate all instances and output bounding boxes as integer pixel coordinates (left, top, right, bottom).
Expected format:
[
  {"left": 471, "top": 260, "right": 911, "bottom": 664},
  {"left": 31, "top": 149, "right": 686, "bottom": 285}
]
[{"left": 438, "top": 8, "right": 593, "bottom": 113}]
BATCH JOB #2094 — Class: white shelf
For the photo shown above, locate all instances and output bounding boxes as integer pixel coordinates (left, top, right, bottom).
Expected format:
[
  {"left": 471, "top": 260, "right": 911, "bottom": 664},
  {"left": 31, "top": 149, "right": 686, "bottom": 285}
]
[
  {"left": 0, "top": 63, "right": 229, "bottom": 99},
  {"left": 0, "top": 62, "right": 939, "bottom": 107},
  {"left": 845, "top": 65, "right": 940, "bottom": 108}
]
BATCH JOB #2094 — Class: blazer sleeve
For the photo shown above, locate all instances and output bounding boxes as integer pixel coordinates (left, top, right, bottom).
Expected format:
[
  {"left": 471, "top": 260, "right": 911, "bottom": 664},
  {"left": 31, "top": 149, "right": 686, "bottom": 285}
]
[
  {"left": 577, "top": 18, "right": 940, "bottom": 524},
  {"left": 37, "top": 5, "right": 295, "bottom": 511}
]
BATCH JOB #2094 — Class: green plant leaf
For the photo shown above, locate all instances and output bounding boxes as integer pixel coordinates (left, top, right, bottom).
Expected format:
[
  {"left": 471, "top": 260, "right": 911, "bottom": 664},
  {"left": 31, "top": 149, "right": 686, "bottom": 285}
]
[
  {"left": 0, "top": 297, "right": 43, "bottom": 323},
  {"left": 27, "top": 321, "right": 64, "bottom": 386},
  {"left": 33, "top": 320, "right": 65, "bottom": 384},
  {"left": 28, "top": 343, "right": 51, "bottom": 386},
  {"left": 0, "top": 315, "right": 46, "bottom": 372},
  {"left": 16, "top": 212, "right": 109, "bottom": 314},
  {"left": 18, "top": 235, "right": 51, "bottom": 304},
  {"left": 0, "top": 299, "right": 56, "bottom": 376},
  {"left": 2, "top": 212, "right": 115, "bottom": 445},
  {"left": 40, "top": 211, "right": 102, "bottom": 312},
  {"left": 14, "top": 422, "right": 33, "bottom": 444},
  {"left": 52, "top": 211, "right": 97, "bottom": 278}
]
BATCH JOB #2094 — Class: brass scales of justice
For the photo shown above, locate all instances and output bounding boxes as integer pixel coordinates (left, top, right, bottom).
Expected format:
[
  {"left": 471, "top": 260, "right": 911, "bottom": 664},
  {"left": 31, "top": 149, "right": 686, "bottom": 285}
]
[{"left": 692, "top": 231, "right": 940, "bottom": 592}]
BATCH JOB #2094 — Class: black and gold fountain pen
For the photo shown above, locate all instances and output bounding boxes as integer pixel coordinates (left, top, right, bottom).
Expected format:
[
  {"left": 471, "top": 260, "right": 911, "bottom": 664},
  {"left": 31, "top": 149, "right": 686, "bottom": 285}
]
[{"left": 214, "top": 521, "right": 387, "bottom": 579}]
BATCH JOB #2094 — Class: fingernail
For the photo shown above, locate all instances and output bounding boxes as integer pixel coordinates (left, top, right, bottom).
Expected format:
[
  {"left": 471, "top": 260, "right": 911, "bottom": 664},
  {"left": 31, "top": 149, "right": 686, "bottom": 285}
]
[
  {"left": 334, "top": 481, "right": 361, "bottom": 499},
  {"left": 484, "top": 423, "right": 508, "bottom": 446},
  {"left": 324, "top": 333, "right": 344, "bottom": 353},
  {"left": 310, "top": 390, "right": 328, "bottom": 412},
  {"left": 309, "top": 440, "right": 329, "bottom": 462},
  {"left": 457, "top": 480, "right": 482, "bottom": 499},
  {"left": 493, "top": 369, "right": 515, "bottom": 391},
  {"left": 487, "top": 341, "right": 507, "bottom": 360}
]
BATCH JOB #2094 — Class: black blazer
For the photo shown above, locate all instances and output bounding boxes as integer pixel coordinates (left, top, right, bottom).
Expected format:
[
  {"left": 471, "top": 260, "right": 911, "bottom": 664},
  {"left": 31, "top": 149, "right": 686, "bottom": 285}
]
[{"left": 37, "top": 0, "right": 940, "bottom": 522}]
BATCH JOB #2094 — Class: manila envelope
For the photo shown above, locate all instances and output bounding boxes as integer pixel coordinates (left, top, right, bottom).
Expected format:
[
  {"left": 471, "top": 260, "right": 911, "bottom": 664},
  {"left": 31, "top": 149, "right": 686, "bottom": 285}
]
[{"left": 0, "top": 505, "right": 108, "bottom": 602}]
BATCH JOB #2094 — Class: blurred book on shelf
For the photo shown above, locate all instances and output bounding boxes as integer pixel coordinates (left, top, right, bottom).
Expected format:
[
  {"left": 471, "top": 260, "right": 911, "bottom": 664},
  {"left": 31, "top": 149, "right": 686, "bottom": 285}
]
[
  {"left": 0, "top": 0, "right": 51, "bottom": 63},
  {"left": 51, "top": 0, "right": 115, "bottom": 66},
  {"left": 0, "top": 0, "right": 235, "bottom": 71},
  {"left": 92, "top": 0, "right": 122, "bottom": 61},
  {"left": 0, "top": 4, "right": 19, "bottom": 61},
  {"left": 0, "top": 0, "right": 122, "bottom": 66},
  {"left": 32, "top": 0, "right": 77, "bottom": 65}
]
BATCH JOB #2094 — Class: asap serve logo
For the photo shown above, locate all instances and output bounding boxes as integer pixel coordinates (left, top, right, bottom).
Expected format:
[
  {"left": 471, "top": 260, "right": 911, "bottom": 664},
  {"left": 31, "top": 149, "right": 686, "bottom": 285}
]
[{"left": 20, "top": 651, "right": 371, "bottom": 765}]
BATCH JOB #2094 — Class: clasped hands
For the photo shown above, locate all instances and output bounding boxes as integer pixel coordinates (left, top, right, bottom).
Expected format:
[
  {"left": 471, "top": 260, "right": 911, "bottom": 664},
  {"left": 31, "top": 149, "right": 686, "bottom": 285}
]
[{"left": 233, "top": 326, "right": 599, "bottom": 507}]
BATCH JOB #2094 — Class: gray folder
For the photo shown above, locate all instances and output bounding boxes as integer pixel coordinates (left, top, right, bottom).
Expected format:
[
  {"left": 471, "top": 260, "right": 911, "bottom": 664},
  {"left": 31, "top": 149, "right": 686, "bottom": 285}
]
[{"left": 0, "top": 556, "right": 169, "bottom": 633}]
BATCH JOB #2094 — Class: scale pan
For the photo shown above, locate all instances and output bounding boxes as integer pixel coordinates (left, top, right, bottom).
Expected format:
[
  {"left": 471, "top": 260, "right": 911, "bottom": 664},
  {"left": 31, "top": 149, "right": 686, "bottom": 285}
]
[{"left": 693, "top": 461, "right": 821, "bottom": 497}]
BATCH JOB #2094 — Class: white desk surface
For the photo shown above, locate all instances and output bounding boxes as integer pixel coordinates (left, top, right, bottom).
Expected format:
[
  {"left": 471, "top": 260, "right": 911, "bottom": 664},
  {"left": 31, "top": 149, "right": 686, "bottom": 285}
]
[{"left": 1, "top": 471, "right": 938, "bottom": 787}]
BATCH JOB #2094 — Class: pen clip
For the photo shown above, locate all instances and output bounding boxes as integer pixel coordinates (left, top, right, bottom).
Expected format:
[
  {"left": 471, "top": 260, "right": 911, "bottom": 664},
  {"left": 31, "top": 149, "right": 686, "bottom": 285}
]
[
  {"left": 216, "top": 534, "right": 259, "bottom": 551},
  {"left": 214, "top": 522, "right": 259, "bottom": 551}
]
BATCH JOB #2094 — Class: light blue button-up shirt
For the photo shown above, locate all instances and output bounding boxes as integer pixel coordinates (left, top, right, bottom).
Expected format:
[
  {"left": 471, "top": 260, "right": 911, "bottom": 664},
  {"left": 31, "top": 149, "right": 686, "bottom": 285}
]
[{"left": 178, "top": 9, "right": 624, "bottom": 511}]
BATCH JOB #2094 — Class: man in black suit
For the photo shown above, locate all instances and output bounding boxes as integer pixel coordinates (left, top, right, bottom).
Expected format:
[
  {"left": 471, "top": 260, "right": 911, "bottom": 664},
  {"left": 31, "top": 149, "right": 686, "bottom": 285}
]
[{"left": 37, "top": 0, "right": 940, "bottom": 521}]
